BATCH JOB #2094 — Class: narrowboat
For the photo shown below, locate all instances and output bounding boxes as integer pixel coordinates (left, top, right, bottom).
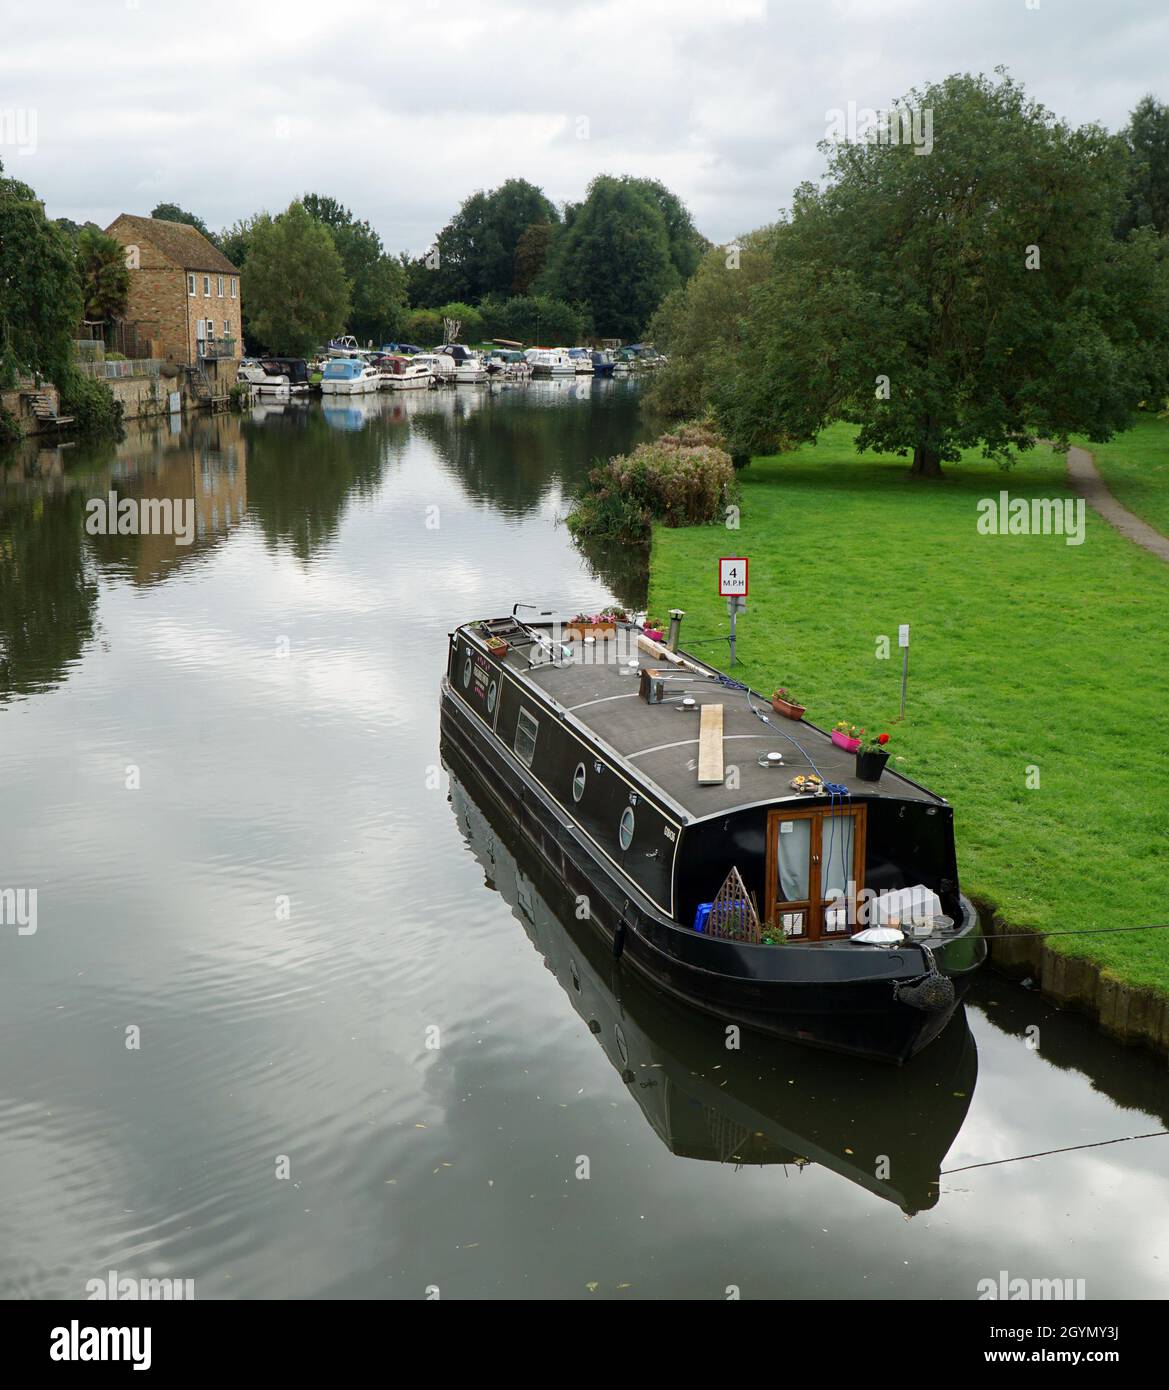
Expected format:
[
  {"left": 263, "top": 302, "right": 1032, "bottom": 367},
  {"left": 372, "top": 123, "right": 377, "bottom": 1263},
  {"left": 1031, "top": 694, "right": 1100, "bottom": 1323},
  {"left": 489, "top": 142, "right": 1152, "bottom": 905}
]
[
  {"left": 445, "top": 751, "right": 978, "bottom": 1212},
  {"left": 439, "top": 609, "right": 986, "bottom": 1064}
]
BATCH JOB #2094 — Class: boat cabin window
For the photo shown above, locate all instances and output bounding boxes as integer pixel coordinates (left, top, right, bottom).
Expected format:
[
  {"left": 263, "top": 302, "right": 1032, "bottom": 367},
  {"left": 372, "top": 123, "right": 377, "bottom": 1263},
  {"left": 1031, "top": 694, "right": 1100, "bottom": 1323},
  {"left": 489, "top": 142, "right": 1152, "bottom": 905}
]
[
  {"left": 572, "top": 763, "right": 586, "bottom": 802},
  {"left": 765, "top": 805, "right": 867, "bottom": 942},
  {"left": 514, "top": 709, "right": 539, "bottom": 767},
  {"left": 618, "top": 807, "right": 635, "bottom": 851}
]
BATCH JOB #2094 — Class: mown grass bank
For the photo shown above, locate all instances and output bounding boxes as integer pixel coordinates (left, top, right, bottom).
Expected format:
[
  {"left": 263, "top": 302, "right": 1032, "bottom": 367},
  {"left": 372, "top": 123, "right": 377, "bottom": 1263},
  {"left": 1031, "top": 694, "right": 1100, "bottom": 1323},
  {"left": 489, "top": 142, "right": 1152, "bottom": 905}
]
[
  {"left": 1082, "top": 415, "right": 1169, "bottom": 537},
  {"left": 648, "top": 422, "right": 1169, "bottom": 1041}
]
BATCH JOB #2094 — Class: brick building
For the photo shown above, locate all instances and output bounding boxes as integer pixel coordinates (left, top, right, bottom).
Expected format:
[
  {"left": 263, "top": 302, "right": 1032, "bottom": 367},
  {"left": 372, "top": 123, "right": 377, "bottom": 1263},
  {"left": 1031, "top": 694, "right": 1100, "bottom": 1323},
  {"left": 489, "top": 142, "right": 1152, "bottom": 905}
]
[{"left": 105, "top": 215, "right": 243, "bottom": 368}]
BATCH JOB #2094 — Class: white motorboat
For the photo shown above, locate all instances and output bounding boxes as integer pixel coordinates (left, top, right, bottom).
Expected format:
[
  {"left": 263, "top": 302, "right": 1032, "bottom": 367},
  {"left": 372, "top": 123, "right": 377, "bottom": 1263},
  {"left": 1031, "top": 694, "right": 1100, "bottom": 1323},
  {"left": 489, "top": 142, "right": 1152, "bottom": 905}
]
[
  {"left": 378, "top": 355, "right": 433, "bottom": 390},
  {"left": 320, "top": 357, "right": 381, "bottom": 394},
  {"left": 527, "top": 347, "right": 575, "bottom": 376},
  {"left": 436, "top": 343, "right": 487, "bottom": 384},
  {"left": 567, "top": 347, "right": 594, "bottom": 374}
]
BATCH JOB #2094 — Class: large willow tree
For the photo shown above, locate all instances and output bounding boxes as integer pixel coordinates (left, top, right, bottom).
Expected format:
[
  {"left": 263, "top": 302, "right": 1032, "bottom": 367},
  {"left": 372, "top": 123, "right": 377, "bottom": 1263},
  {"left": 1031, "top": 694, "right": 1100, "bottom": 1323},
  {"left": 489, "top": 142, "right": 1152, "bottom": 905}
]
[{"left": 716, "top": 71, "right": 1169, "bottom": 474}]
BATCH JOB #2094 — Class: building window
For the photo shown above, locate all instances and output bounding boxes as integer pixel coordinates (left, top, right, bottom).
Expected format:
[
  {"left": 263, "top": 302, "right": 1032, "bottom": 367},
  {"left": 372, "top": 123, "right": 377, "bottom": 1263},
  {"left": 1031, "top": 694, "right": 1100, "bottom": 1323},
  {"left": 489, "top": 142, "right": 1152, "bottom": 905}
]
[
  {"left": 514, "top": 709, "right": 538, "bottom": 767},
  {"left": 223, "top": 322, "right": 229, "bottom": 337},
  {"left": 618, "top": 807, "right": 635, "bottom": 851},
  {"left": 203, "top": 275, "right": 210, "bottom": 296},
  {"left": 217, "top": 276, "right": 224, "bottom": 297},
  {"left": 187, "top": 274, "right": 196, "bottom": 296},
  {"left": 231, "top": 278, "right": 238, "bottom": 298}
]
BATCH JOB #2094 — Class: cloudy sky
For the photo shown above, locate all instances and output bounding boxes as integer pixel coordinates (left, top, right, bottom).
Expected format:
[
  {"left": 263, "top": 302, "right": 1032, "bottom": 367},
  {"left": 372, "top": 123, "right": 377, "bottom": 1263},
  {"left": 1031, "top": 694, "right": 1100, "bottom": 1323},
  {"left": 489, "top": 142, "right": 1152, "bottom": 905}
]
[{"left": 1, "top": 0, "right": 1166, "bottom": 253}]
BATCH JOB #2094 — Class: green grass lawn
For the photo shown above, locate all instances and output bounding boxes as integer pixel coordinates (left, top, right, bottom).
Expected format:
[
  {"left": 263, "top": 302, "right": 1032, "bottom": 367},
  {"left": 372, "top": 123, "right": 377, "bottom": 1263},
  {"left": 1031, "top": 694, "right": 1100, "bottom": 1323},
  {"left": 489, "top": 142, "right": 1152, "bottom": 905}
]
[
  {"left": 1080, "top": 414, "right": 1169, "bottom": 538},
  {"left": 648, "top": 422, "right": 1169, "bottom": 993}
]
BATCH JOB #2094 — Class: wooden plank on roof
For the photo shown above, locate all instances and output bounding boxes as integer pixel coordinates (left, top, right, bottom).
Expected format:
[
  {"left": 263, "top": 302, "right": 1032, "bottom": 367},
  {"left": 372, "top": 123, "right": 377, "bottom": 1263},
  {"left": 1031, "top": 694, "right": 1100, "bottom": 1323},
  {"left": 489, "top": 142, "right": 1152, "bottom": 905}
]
[{"left": 697, "top": 703, "right": 724, "bottom": 785}]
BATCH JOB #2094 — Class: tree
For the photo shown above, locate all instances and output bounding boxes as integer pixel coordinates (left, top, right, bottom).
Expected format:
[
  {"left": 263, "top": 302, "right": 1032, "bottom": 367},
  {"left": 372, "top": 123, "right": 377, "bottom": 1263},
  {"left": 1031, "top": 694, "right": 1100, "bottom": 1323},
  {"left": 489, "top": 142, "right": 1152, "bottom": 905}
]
[
  {"left": 512, "top": 221, "right": 556, "bottom": 293},
  {"left": 1118, "top": 95, "right": 1169, "bottom": 238},
  {"left": 412, "top": 179, "right": 559, "bottom": 306},
  {"left": 643, "top": 227, "right": 777, "bottom": 420},
  {"left": 0, "top": 162, "right": 82, "bottom": 386},
  {"left": 243, "top": 201, "right": 350, "bottom": 358},
  {"left": 151, "top": 202, "right": 219, "bottom": 246},
  {"left": 302, "top": 193, "right": 407, "bottom": 344},
  {"left": 75, "top": 227, "right": 130, "bottom": 328},
  {"left": 537, "top": 175, "right": 682, "bottom": 339},
  {"left": 716, "top": 71, "right": 1169, "bottom": 475}
]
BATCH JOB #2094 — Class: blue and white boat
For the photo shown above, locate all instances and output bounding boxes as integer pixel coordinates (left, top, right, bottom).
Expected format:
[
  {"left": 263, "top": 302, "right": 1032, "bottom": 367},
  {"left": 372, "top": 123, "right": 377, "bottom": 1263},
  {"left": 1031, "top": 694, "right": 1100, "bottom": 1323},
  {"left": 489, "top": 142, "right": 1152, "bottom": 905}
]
[{"left": 320, "top": 357, "right": 381, "bottom": 394}]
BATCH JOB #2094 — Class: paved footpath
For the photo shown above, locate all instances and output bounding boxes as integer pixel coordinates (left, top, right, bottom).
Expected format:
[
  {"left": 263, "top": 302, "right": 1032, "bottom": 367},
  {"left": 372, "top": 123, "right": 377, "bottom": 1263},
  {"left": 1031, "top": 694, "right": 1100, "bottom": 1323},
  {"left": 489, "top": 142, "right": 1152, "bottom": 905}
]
[{"left": 1067, "top": 445, "right": 1169, "bottom": 563}]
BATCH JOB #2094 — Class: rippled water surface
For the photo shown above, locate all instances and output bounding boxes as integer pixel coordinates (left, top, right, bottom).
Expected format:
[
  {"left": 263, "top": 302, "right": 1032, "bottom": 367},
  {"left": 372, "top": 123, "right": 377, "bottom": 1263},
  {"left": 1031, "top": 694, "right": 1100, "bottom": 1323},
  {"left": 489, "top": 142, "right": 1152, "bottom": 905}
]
[{"left": 1, "top": 381, "right": 1167, "bottom": 1300}]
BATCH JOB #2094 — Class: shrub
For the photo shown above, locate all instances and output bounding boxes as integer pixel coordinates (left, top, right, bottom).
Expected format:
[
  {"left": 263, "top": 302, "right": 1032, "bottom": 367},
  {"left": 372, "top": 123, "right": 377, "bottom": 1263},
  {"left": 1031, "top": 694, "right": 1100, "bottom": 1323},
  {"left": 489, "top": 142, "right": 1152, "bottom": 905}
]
[
  {"left": 58, "top": 370, "right": 123, "bottom": 436},
  {"left": 566, "top": 426, "right": 735, "bottom": 544},
  {"left": 228, "top": 383, "right": 251, "bottom": 410},
  {"left": 0, "top": 404, "right": 21, "bottom": 446}
]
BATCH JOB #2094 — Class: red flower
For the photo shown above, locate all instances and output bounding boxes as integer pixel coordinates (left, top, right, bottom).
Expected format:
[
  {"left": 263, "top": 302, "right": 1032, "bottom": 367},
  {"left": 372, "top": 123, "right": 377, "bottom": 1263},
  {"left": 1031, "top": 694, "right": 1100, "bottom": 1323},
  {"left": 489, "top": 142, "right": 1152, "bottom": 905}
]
[{"left": 877, "top": 733, "right": 890, "bottom": 745}]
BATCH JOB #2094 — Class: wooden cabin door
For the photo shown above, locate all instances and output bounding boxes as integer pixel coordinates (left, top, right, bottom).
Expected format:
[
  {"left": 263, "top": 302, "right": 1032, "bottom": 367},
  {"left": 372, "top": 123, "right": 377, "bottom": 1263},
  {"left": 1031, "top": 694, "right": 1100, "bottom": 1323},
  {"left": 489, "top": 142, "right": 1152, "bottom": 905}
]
[{"left": 764, "top": 805, "right": 867, "bottom": 941}]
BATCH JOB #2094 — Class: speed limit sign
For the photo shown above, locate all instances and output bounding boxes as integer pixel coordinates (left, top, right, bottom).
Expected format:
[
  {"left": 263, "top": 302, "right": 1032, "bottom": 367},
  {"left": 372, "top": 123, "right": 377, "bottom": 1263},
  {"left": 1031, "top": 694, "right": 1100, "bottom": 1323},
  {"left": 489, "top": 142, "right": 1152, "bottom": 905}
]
[{"left": 719, "top": 557, "right": 748, "bottom": 597}]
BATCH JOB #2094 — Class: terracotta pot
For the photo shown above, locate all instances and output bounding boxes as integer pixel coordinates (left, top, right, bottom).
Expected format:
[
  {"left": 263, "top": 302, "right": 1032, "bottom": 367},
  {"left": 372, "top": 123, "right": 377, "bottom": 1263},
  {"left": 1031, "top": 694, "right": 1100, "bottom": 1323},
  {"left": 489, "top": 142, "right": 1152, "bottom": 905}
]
[
  {"left": 831, "top": 729, "right": 862, "bottom": 752},
  {"left": 771, "top": 696, "right": 805, "bottom": 720},
  {"left": 486, "top": 639, "right": 508, "bottom": 659}
]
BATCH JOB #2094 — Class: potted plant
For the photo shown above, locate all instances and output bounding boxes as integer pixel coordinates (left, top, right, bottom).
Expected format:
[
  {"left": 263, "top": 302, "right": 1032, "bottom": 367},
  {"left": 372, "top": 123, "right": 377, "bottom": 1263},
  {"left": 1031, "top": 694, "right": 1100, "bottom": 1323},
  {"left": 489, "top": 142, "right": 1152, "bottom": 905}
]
[
  {"left": 831, "top": 721, "right": 862, "bottom": 752},
  {"left": 855, "top": 730, "right": 891, "bottom": 780},
  {"left": 485, "top": 635, "right": 509, "bottom": 659},
  {"left": 642, "top": 615, "right": 665, "bottom": 642},
  {"left": 771, "top": 686, "right": 805, "bottom": 720},
  {"left": 564, "top": 612, "right": 617, "bottom": 642}
]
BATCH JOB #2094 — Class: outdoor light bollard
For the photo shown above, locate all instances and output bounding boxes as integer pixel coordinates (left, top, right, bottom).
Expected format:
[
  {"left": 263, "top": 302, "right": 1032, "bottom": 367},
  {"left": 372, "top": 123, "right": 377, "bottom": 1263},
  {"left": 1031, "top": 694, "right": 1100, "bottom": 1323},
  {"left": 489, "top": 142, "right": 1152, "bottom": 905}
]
[{"left": 667, "top": 608, "right": 685, "bottom": 652}]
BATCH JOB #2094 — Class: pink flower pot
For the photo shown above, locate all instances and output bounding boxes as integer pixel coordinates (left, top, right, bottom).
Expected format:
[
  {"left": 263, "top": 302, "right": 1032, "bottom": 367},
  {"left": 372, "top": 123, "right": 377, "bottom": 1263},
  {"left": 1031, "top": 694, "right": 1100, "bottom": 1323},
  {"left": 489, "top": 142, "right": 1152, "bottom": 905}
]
[
  {"left": 643, "top": 628, "right": 664, "bottom": 642},
  {"left": 831, "top": 729, "right": 861, "bottom": 753}
]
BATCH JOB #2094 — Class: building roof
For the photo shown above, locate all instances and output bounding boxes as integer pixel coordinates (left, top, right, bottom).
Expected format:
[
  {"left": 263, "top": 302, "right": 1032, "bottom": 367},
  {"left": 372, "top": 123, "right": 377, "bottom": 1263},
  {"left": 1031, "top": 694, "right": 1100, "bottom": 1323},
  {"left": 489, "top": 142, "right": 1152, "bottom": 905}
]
[{"left": 106, "top": 215, "right": 240, "bottom": 275}]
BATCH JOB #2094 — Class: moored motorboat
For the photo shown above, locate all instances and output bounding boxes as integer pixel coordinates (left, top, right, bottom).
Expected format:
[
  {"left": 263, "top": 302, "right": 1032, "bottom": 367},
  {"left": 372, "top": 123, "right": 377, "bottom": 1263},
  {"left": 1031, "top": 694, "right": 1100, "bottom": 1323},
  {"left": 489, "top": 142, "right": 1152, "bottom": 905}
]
[
  {"left": 526, "top": 347, "right": 575, "bottom": 376},
  {"left": 377, "top": 354, "right": 433, "bottom": 389},
  {"left": 439, "top": 609, "right": 986, "bottom": 1064},
  {"left": 567, "top": 347, "right": 594, "bottom": 374},
  {"left": 320, "top": 357, "right": 381, "bottom": 394},
  {"left": 591, "top": 350, "right": 616, "bottom": 378}
]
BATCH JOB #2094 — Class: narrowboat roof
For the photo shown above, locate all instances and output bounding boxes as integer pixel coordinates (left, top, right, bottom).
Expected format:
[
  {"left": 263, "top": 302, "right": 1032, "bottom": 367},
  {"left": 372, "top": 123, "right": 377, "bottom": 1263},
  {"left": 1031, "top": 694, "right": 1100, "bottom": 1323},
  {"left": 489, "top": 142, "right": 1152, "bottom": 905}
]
[{"left": 461, "top": 618, "right": 948, "bottom": 822}]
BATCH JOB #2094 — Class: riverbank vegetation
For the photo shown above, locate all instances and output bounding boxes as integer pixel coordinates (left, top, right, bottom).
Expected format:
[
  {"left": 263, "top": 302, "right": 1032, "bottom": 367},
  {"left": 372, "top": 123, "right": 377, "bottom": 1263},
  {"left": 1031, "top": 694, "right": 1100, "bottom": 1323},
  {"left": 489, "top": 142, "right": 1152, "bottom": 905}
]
[
  {"left": 566, "top": 420, "right": 734, "bottom": 544},
  {"left": 648, "top": 420, "right": 1169, "bottom": 995},
  {"left": 0, "top": 160, "right": 121, "bottom": 438}
]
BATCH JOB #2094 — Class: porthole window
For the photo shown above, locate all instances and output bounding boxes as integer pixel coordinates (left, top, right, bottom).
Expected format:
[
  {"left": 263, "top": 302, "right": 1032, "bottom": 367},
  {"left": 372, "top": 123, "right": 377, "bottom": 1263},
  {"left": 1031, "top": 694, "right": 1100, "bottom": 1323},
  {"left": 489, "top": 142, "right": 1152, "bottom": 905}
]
[
  {"left": 461, "top": 654, "right": 472, "bottom": 689},
  {"left": 572, "top": 762, "right": 586, "bottom": 803},
  {"left": 487, "top": 680, "right": 498, "bottom": 715},
  {"left": 618, "top": 807, "right": 635, "bottom": 851}
]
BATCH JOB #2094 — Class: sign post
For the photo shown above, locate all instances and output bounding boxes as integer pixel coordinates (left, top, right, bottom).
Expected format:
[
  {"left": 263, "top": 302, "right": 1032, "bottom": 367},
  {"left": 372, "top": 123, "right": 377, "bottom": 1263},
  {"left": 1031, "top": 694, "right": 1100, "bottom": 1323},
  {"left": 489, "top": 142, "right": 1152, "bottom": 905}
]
[
  {"left": 719, "top": 559, "right": 749, "bottom": 668},
  {"left": 898, "top": 624, "right": 910, "bottom": 719}
]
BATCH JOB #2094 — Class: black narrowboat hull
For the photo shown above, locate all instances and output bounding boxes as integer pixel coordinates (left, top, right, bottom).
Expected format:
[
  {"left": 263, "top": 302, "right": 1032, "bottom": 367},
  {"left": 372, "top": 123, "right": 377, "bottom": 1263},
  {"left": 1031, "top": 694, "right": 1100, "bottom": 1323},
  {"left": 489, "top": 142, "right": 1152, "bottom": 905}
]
[{"left": 440, "top": 677, "right": 984, "bottom": 1065}]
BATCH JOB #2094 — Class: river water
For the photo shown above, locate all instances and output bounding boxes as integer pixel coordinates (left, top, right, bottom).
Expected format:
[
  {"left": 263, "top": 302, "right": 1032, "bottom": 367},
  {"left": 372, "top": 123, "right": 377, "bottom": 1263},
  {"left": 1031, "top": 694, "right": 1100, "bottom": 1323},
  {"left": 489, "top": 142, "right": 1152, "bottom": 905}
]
[{"left": 1, "top": 380, "right": 1166, "bottom": 1300}]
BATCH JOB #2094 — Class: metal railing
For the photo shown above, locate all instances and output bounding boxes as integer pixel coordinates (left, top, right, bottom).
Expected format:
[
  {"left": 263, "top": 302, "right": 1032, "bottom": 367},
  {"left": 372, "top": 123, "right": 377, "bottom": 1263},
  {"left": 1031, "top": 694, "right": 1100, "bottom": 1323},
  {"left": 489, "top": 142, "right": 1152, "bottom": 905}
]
[
  {"left": 76, "top": 359, "right": 162, "bottom": 380},
  {"left": 199, "top": 338, "right": 237, "bottom": 361}
]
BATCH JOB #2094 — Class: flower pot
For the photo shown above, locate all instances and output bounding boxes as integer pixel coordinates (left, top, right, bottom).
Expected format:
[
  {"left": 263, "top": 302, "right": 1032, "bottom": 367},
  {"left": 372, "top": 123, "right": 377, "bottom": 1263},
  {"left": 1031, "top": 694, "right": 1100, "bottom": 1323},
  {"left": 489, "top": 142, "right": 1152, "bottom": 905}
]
[
  {"left": 643, "top": 628, "right": 664, "bottom": 643},
  {"left": 831, "top": 729, "right": 862, "bottom": 752},
  {"left": 566, "top": 623, "right": 616, "bottom": 643},
  {"left": 771, "top": 696, "right": 805, "bottom": 720},
  {"left": 855, "top": 750, "right": 890, "bottom": 781},
  {"left": 485, "top": 638, "right": 509, "bottom": 659}
]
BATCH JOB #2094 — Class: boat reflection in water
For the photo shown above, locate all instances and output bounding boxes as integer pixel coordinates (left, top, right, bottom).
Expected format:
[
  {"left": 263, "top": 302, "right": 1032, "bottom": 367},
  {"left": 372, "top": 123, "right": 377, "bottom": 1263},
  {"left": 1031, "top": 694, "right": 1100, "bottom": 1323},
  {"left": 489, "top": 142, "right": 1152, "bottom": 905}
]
[{"left": 443, "top": 743, "right": 978, "bottom": 1215}]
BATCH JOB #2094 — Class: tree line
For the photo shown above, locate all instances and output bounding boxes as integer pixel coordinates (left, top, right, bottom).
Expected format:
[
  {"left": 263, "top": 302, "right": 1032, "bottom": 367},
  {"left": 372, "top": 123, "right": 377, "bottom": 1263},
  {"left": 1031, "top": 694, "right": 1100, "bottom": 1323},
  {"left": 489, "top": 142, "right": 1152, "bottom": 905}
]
[{"left": 155, "top": 175, "right": 707, "bottom": 358}]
